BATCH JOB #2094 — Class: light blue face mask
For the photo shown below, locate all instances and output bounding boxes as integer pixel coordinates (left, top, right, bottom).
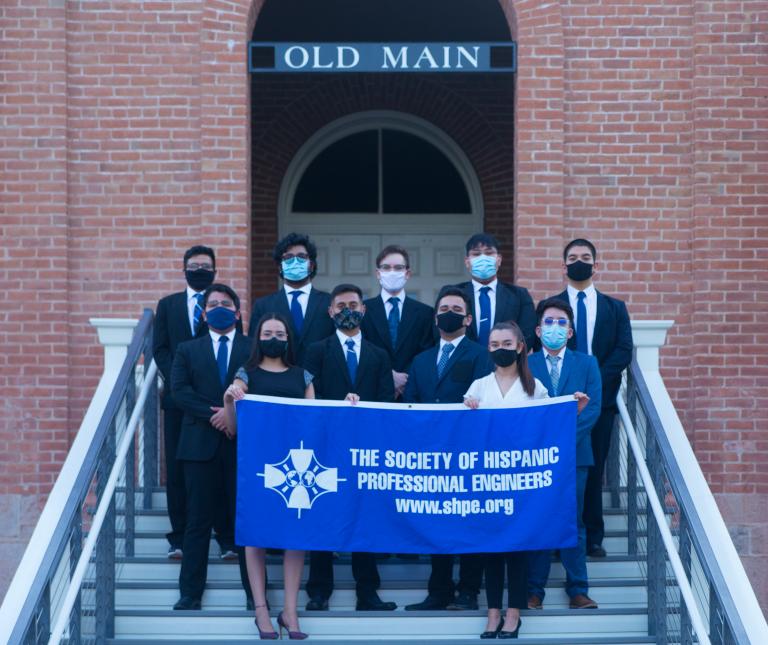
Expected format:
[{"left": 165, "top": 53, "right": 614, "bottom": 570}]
[
  {"left": 281, "top": 257, "right": 310, "bottom": 282},
  {"left": 541, "top": 324, "right": 569, "bottom": 350},
  {"left": 470, "top": 254, "right": 497, "bottom": 280}
]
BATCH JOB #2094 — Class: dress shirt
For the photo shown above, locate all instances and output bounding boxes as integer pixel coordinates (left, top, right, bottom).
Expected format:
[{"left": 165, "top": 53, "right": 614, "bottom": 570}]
[
  {"left": 567, "top": 283, "right": 596, "bottom": 355},
  {"left": 472, "top": 278, "right": 498, "bottom": 335},
  {"left": 186, "top": 286, "right": 204, "bottom": 335},
  {"left": 283, "top": 282, "right": 312, "bottom": 316},
  {"left": 542, "top": 346, "right": 568, "bottom": 368},
  {"left": 209, "top": 328, "right": 236, "bottom": 368},
  {"left": 464, "top": 373, "right": 549, "bottom": 404},
  {"left": 336, "top": 329, "right": 362, "bottom": 363},
  {"left": 436, "top": 334, "right": 465, "bottom": 365},
  {"left": 380, "top": 289, "right": 405, "bottom": 318}
]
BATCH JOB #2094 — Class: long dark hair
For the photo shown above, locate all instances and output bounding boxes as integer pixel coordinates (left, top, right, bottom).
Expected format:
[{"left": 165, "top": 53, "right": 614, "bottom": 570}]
[
  {"left": 244, "top": 312, "right": 295, "bottom": 370},
  {"left": 489, "top": 321, "right": 535, "bottom": 397}
]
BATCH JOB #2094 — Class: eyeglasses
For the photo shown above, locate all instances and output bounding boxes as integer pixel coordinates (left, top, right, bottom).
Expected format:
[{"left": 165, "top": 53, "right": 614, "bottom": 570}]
[
  {"left": 378, "top": 264, "right": 408, "bottom": 272},
  {"left": 542, "top": 317, "right": 569, "bottom": 327},
  {"left": 186, "top": 262, "right": 214, "bottom": 271},
  {"left": 281, "top": 253, "right": 309, "bottom": 261},
  {"left": 206, "top": 299, "right": 234, "bottom": 309}
]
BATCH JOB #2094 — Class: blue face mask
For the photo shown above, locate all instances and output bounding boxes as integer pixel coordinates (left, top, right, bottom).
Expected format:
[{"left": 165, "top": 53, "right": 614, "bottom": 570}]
[
  {"left": 541, "top": 324, "right": 569, "bottom": 350},
  {"left": 470, "top": 254, "right": 497, "bottom": 280},
  {"left": 281, "top": 257, "right": 310, "bottom": 282},
  {"left": 205, "top": 307, "right": 237, "bottom": 332}
]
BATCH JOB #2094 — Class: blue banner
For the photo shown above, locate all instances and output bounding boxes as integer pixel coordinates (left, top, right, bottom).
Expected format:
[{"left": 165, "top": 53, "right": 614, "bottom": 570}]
[
  {"left": 236, "top": 396, "right": 576, "bottom": 554},
  {"left": 249, "top": 42, "right": 517, "bottom": 73}
]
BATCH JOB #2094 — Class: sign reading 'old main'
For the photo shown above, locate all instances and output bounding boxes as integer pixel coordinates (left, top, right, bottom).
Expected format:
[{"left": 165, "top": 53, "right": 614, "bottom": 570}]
[{"left": 249, "top": 42, "right": 517, "bottom": 73}]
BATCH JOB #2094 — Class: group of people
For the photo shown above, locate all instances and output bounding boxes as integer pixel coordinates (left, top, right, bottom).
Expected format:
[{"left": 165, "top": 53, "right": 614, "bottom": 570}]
[{"left": 153, "top": 232, "right": 633, "bottom": 640}]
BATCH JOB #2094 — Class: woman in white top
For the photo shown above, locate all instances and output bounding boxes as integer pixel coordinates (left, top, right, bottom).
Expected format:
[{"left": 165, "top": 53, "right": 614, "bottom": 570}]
[{"left": 464, "top": 322, "right": 544, "bottom": 639}]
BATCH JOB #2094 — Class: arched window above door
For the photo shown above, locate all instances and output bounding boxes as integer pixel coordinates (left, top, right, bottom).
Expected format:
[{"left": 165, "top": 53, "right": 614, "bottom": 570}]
[{"left": 292, "top": 128, "right": 472, "bottom": 214}]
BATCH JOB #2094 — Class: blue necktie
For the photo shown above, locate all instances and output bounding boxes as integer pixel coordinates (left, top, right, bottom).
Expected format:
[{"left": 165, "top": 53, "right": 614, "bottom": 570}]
[
  {"left": 345, "top": 339, "right": 358, "bottom": 384},
  {"left": 547, "top": 354, "right": 561, "bottom": 394},
  {"left": 217, "top": 336, "right": 229, "bottom": 386},
  {"left": 576, "top": 291, "right": 588, "bottom": 353},
  {"left": 387, "top": 297, "right": 400, "bottom": 347},
  {"left": 193, "top": 293, "right": 204, "bottom": 334},
  {"left": 290, "top": 290, "right": 304, "bottom": 335},
  {"left": 437, "top": 343, "right": 454, "bottom": 378},
  {"left": 478, "top": 286, "right": 491, "bottom": 347}
]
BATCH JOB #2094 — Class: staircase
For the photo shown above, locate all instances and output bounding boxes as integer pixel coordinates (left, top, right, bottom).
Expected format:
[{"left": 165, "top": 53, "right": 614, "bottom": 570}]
[{"left": 108, "top": 490, "right": 654, "bottom": 643}]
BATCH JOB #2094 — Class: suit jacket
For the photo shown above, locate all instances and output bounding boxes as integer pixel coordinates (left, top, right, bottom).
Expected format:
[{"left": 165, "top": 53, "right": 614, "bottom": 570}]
[
  {"left": 553, "top": 289, "right": 633, "bottom": 409},
  {"left": 360, "top": 295, "right": 435, "bottom": 372},
  {"left": 455, "top": 280, "right": 537, "bottom": 350},
  {"left": 153, "top": 291, "right": 210, "bottom": 410},
  {"left": 304, "top": 335, "right": 395, "bottom": 403},
  {"left": 248, "top": 287, "right": 335, "bottom": 367},
  {"left": 403, "top": 336, "right": 492, "bottom": 404},
  {"left": 529, "top": 349, "right": 602, "bottom": 467},
  {"left": 171, "top": 332, "right": 252, "bottom": 462}
]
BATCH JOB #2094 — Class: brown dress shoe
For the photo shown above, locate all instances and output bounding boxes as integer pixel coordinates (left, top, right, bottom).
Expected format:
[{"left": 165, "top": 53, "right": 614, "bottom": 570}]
[
  {"left": 569, "top": 594, "right": 598, "bottom": 609},
  {"left": 527, "top": 594, "right": 543, "bottom": 610}
]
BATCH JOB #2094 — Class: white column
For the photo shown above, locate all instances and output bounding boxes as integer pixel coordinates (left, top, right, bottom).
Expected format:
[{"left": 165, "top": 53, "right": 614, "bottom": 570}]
[{"left": 631, "top": 319, "right": 674, "bottom": 372}]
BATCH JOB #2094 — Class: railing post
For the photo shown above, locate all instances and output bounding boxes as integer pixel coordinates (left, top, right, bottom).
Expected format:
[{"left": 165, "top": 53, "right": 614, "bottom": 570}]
[
  {"left": 679, "top": 514, "right": 693, "bottom": 645},
  {"left": 95, "top": 421, "right": 116, "bottom": 642},
  {"left": 606, "top": 413, "right": 621, "bottom": 509},
  {"left": 124, "top": 365, "right": 136, "bottom": 558},
  {"left": 30, "top": 581, "right": 51, "bottom": 645},
  {"left": 142, "top": 332, "right": 158, "bottom": 510},
  {"left": 68, "top": 515, "right": 83, "bottom": 644},
  {"left": 626, "top": 371, "right": 639, "bottom": 557}
]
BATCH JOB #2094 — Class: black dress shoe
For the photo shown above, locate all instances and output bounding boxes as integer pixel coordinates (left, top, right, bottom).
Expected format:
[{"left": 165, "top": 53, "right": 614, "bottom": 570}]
[
  {"left": 173, "top": 596, "right": 201, "bottom": 610},
  {"left": 356, "top": 594, "right": 397, "bottom": 611},
  {"left": 588, "top": 544, "right": 607, "bottom": 557},
  {"left": 405, "top": 594, "right": 449, "bottom": 611},
  {"left": 480, "top": 617, "right": 504, "bottom": 638},
  {"left": 446, "top": 592, "right": 478, "bottom": 610},
  {"left": 305, "top": 596, "right": 329, "bottom": 611}
]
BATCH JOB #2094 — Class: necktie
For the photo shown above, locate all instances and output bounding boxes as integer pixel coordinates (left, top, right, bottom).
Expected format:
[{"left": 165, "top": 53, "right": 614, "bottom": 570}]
[
  {"left": 387, "top": 296, "right": 400, "bottom": 347},
  {"left": 576, "top": 291, "right": 588, "bottom": 353},
  {"left": 478, "top": 286, "right": 491, "bottom": 347},
  {"left": 547, "top": 354, "right": 561, "bottom": 394},
  {"left": 437, "top": 343, "right": 455, "bottom": 378},
  {"left": 290, "top": 290, "right": 304, "bottom": 335},
  {"left": 345, "top": 339, "right": 358, "bottom": 384},
  {"left": 193, "top": 293, "right": 204, "bottom": 334},
  {"left": 217, "top": 336, "right": 229, "bottom": 386}
]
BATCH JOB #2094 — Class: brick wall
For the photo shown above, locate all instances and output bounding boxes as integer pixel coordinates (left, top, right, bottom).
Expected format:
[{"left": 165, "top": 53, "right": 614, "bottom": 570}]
[{"left": 0, "top": 0, "right": 765, "bottom": 611}]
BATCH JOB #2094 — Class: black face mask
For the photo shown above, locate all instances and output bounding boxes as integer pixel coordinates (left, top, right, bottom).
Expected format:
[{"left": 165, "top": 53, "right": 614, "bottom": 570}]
[
  {"left": 333, "top": 308, "right": 364, "bottom": 330},
  {"left": 491, "top": 348, "right": 519, "bottom": 368},
  {"left": 258, "top": 338, "right": 288, "bottom": 358},
  {"left": 436, "top": 311, "right": 466, "bottom": 333},
  {"left": 185, "top": 268, "right": 215, "bottom": 291},
  {"left": 566, "top": 260, "right": 593, "bottom": 282}
]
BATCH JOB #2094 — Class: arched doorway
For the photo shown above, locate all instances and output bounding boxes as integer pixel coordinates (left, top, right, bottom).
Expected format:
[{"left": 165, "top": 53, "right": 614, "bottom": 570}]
[{"left": 279, "top": 111, "right": 483, "bottom": 304}]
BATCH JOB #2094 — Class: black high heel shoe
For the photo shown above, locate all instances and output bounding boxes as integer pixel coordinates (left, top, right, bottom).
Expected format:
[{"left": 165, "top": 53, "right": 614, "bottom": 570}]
[
  {"left": 253, "top": 604, "right": 278, "bottom": 640},
  {"left": 498, "top": 617, "right": 522, "bottom": 639},
  {"left": 480, "top": 617, "right": 504, "bottom": 639},
  {"left": 277, "top": 611, "right": 308, "bottom": 640}
]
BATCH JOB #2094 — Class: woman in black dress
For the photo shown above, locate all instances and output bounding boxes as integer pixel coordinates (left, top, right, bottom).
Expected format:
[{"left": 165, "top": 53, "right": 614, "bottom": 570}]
[{"left": 224, "top": 312, "right": 314, "bottom": 640}]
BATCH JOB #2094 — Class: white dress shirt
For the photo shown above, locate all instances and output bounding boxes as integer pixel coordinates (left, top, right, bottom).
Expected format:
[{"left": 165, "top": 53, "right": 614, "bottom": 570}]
[
  {"left": 381, "top": 290, "right": 405, "bottom": 318},
  {"left": 464, "top": 373, "right": 549, "bottom": 403},
  {"left": 472, "top": 278, "right": 498, "bottom": 335},
  {"left": 186, "top": 286, "right": 204, "bottom": 335},
  {"left": 567, "top": 283, "right": 596, "bottom": 355},
  {"left": 436, "top": 334, "right": 465, "bottom": 365},
  {"left": 336, "top": 329, "right": 362, "bottom": 362},
  {"left": 209, "top": 328, "right": 236, "bottom": 367},
  {"left": 283, "top": 282, "right": 312, "bottom": 316}
]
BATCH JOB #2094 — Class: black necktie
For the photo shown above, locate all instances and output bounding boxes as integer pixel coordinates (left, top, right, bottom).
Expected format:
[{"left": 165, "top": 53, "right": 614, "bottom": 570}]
[{"left": 217, "top": 336, "right": 229, "bottom": 386}]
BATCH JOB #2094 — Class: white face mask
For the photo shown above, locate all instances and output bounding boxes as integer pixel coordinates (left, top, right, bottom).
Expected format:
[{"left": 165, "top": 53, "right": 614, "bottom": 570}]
[{"left": 379, "top": 270, "right": 407, "bottom": 293}]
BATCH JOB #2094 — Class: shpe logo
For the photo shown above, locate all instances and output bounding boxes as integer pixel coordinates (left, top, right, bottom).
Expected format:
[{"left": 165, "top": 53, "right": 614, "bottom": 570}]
[{"left": 259, "top": 442, "right": 345, "bottom": 518}]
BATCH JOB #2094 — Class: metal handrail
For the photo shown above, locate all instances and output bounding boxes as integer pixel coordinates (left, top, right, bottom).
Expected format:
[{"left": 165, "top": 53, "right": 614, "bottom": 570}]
[
  {"left": 2, "top": 309, "right": 155, "bottom": 645},
  {"left": 47, "top": 360, "right": 157, "bottom": 645},
  {"left": 616, "top": 393, "right": 711, "bottom": 644}
]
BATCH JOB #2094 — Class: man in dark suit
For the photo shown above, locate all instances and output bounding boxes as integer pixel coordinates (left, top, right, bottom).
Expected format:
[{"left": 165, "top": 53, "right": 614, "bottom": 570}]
[
  {"left": 248, "top": 233, "right": 335, "bottom": 367},
  {"left": 303, "top": 283, "right": 397, "bottom": 612},
  {"left": 153, "top": 245, "right": 238, "bottom": 560},
  {"left": 361, "top": 244, "right": 435, "bottom": 399},
  {"left": 170, "top": 284, "right": 252, "bottom": 610},
  {"left": 550, "top": 239, "right": 633, "bottom": 557},
  {"left": 403, "top": 286, "right": 492, "bottom": 611},
  {"left": 454, "top": 233, "right": 537, "bottom": 350},
  {"left": 527, "top": 298, "right": 602, "bottom": 610}
]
